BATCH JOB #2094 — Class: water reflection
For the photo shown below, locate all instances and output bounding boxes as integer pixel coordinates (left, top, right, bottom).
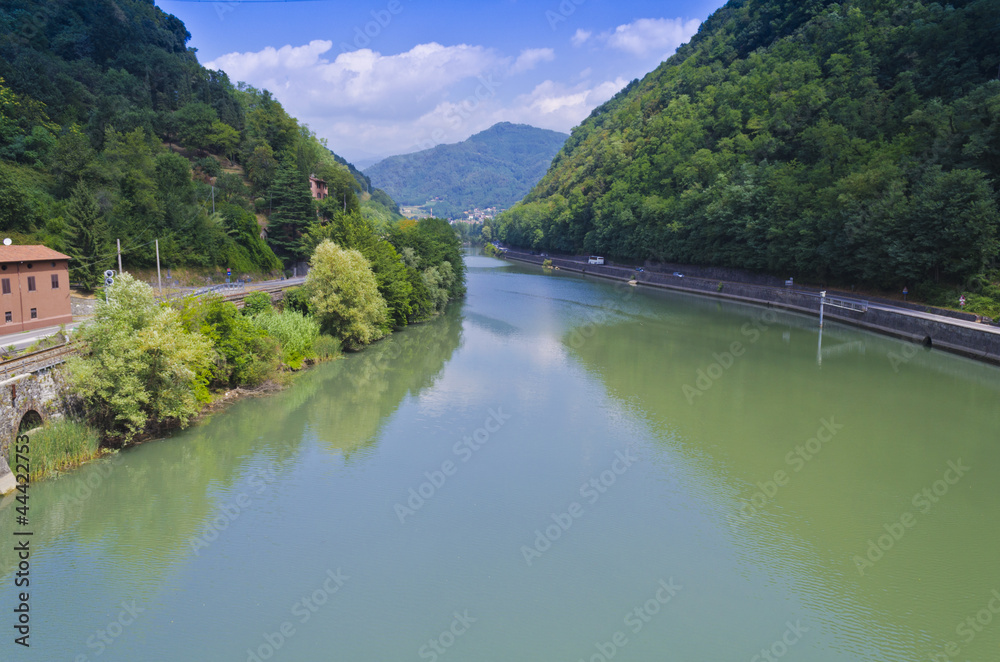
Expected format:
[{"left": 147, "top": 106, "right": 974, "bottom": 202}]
[
  {"left": 562, "top": 285, "right": 1000, "bottom": 660},
  {"left": 0, "top": 307, "right": 463, "bottom": 582}
]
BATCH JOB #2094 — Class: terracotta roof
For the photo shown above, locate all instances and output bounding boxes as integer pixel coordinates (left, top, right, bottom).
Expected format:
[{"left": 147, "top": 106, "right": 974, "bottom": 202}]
[{"left": 0, "top": 245, "right": 71, "bottom": 263}]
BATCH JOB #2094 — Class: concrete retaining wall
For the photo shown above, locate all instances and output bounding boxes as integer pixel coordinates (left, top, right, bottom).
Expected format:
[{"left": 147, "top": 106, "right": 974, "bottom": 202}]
[{"left": 505, "top": 252, "right": 1000, "bottom": 365}]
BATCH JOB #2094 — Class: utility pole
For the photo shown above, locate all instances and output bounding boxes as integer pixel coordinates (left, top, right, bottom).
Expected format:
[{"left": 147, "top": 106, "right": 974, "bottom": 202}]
[
  {"left": 117, "top": 238, "right": 122, "bottom": 274},
  {"left": 155, "top": 239, "right": 162, "bottom": 296},
  {"left": 211, "top": 185, "right": 215, "bottom": 214}
]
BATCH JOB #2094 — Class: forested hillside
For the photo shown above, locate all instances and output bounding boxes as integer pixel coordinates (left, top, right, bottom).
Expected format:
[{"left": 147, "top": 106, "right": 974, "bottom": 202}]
[
  {"left": 365, "top": 123, "right": 567, "bottom": 218},
  {"left": 0, "top": 0, "right": 400, "bottom": 287},
  {"left": 490, "top": 0, "right": 1000, "bottom": 295}
]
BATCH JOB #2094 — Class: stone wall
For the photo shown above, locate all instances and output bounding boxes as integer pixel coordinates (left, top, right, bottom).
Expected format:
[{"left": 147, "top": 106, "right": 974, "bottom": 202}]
[
  {"left": 504, "top": 252, "right": 1000, "bottom": 365},
  {"left": 0, "top": 367, "right": 78, "bottom": 493}
]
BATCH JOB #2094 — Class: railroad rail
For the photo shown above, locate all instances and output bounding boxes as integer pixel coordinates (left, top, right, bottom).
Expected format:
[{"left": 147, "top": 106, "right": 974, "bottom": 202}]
[{"left": 0, "top": 342, "right": 81, "bottom": 382}]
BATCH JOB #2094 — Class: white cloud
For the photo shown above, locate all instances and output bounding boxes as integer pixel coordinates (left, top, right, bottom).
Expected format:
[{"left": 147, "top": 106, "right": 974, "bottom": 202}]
[
  {"left": 502, "top": 78, "right": 627, "bottom": 132},
  {"left": 510, "top": 48, "right": 555, "bottom": 74},
  {"left": 206, "top": 41, "right": 501, "bottom": 118},
  {"left": 602, "top": 18, "right": 701, "bottom": 58},
  {"left": 571, "top": 29, "right": 592, "bottom": 47},
  {"left": 204, "top": 39, "right": 628, "bottom": 161}
]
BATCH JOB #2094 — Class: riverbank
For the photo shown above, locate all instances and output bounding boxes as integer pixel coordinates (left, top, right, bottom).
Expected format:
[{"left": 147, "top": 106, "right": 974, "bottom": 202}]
[{"left": 504, "top": 251, "right": 1000, "bottom": 366}]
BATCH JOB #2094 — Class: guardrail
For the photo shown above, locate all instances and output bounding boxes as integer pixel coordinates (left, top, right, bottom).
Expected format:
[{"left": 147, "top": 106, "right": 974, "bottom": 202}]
[
  {"left": 823, "top": 295, "right": 869, "bottom": 313},
  {"left": 0, "top": 342, "right": 80, "bottom": 381}
]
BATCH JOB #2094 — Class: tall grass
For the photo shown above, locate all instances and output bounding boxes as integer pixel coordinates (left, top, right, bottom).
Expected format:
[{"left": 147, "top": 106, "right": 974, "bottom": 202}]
[
  {"left": 249, "top": 309, "right": 320, "bottom": 370},
  {"left": 9, "top": 418, "right": 103, "bottom": 481}
]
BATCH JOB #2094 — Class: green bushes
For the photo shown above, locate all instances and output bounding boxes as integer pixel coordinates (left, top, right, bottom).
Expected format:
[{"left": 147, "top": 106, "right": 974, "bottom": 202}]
[
  {"left": 9, "top": 417, "right": 102, "bottom": 481},
  {"left": 68, "top": 274, "right": 214, "bottom": 443},
  {"left": 249, "top": 309, "right": 320, "bottom": 370},
  {"left": 242, "top": 291, "right": 273, "bottom": 316},
  {"left": 282, "top": 286, "right": 312, "bottom": 316}
]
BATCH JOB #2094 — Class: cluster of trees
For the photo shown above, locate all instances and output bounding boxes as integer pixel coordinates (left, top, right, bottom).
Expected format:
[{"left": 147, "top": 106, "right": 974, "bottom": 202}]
[
  {"left": 365, "top": 123, "right": 568, "bottom": 219},
  {"left": 489, "top": 0, "right": 1000, "bottom": 294},
  {"left": 0, "top": 0, "right": 401, "bottom": 286},
  {"left": 67, "top": 274, "right": 336, "bottom": 442},
  {"left": 68, "top": 215, "right": 466, "bottom": 442},
  {"left": 302, "top": 215, "right": 467, "bottom": 345}
]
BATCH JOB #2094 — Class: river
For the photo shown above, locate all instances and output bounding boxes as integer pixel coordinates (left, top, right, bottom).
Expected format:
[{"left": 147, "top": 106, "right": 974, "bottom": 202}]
[{"left": 2, "top": 254, "right": 999, "bottom": 661}]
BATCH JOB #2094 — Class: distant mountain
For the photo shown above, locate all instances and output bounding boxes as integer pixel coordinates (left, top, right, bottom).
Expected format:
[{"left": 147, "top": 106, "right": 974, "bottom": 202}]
[{"left": 364, "top": 123, "right": 568, "bottom": 218}]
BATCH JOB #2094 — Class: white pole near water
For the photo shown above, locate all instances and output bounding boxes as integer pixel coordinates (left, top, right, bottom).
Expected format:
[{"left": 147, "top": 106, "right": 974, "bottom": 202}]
[{"left": 819, "top": 291, "right": 826, "bottom": 329}]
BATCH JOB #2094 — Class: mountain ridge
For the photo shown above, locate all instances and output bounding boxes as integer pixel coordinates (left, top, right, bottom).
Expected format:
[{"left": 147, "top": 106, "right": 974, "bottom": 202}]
[{"left": 365, "top": 122, "right": 568, "bottom": 218}]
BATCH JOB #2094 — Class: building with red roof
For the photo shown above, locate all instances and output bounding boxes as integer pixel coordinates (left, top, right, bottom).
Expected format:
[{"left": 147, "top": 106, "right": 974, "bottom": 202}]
[{"left": 0, "top": 245, "right": 72, "bottom": 334}]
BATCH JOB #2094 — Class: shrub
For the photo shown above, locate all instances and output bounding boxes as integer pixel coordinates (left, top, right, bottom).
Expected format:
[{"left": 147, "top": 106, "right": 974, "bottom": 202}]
[
  {"left": 543, "top": 259, "right": 552, "bottom": 268},
  {"left": 242, "top": 290, "right": 273, "bottom": 316},
  {"left": 282, "top": 286, "right": 312, "bottom": 315},
  {"left": 195, "top": 156, "right": 221, "bottom": 177},
  {"left": 198, "top": 298, "right": 279, "bottom": 386},
  {"left": 249, "top": 309, "right": 319, "bottom": 370},
  {"left": 962, "top": 293, "right": 1000, "bottom": 320},
  {"left": 67, "top": 273, "right": 214, "bottom": 443}
]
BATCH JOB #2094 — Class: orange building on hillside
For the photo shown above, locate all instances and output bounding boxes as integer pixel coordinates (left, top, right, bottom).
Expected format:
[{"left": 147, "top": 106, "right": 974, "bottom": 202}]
[{"left": 0, "top": 245, "right": 72, "bottom": 334}]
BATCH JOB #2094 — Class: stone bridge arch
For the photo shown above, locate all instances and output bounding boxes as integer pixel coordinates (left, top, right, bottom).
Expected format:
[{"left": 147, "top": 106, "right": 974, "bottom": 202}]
[{"left": 0, "top": 369, "right": 74, "bottom": 493}]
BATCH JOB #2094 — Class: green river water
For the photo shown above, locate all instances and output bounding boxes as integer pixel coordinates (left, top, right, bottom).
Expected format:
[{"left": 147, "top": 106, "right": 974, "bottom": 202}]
[{"left": 2, "top": 254, "right": 1000, "bottom": 661}]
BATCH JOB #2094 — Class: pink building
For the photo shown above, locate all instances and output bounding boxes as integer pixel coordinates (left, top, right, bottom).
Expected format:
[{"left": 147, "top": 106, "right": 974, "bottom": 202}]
[
  {"left": 309, "top": 175, "right": 328, "bottom": 200},
  {"left": 0, "top": 245, "right": 72, "bottom": 333}
]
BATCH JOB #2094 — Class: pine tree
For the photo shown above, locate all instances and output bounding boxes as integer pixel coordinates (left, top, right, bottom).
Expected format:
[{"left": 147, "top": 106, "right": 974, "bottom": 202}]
[
  {"left": 267, "top": 163, "right": 315, "bottom": 264},
  {"left": 66, "top": 182, "right": 110, "bottom": 291}
]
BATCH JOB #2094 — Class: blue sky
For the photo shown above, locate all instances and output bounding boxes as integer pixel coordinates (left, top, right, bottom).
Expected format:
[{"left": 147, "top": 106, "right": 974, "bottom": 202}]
[{"left": 158, "top": 0, "right": 728, "bottom": 165}]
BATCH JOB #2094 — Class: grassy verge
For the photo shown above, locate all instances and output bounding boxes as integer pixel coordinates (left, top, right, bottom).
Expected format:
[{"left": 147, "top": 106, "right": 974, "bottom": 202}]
[{"left": 10, "top": 418, "right": 104, "bottom": 482}]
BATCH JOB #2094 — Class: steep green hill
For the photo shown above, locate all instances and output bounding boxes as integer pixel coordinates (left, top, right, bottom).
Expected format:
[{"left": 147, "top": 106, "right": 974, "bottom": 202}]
[
  {"left": 0, "top": 0, "right": 400, "bottom": 281},
  {"left": 365, "top": 122, "right": 568, "bottom": 218},
  {"left": 490, "top": 0, "right": 1000, "bottom": 291}
]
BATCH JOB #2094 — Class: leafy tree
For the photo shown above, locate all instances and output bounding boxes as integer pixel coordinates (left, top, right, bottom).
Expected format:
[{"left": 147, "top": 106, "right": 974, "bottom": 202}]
[
  {"left": 175, "top": 102, "right": 218, "bottom": 152},
  {"left": 302, "top": 212, "right": 412, "bottom": 326},
  {"left": 307, "top": 240, "right": 388, "bottom": 349},
  {"left": 0, "top": 163, "right": 38, "bottom": 232},
  {"left": 67, "top": 273, "right": 214, "bottom": 443},
  {"left": 207, "top": 120, "right": 240, "bottom": 162},
  {"left": 65, "top": 181, "right": 111, "bottom": 291}
]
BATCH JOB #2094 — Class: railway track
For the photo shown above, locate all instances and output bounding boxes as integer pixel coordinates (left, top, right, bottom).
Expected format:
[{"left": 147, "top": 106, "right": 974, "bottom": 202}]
[{"left": 0, "top": 342, "right": 81, "bottom": 381}]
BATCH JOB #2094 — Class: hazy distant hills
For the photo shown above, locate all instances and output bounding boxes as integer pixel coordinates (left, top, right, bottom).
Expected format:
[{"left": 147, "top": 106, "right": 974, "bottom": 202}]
[{"left": 364, "top": 123, "right": 568, "bottom": 218}]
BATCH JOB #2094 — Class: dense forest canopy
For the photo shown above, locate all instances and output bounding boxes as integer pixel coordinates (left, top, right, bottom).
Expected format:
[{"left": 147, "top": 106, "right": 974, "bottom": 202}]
[
  {"left": 489, "top": 0, "right": 1000, "bottom": 293},
  {"left": 365, "top": 122, "right": 568, "bottom": 219},
  {"left": 0, "top": 0, "right": 402, "bottom": 283}
]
